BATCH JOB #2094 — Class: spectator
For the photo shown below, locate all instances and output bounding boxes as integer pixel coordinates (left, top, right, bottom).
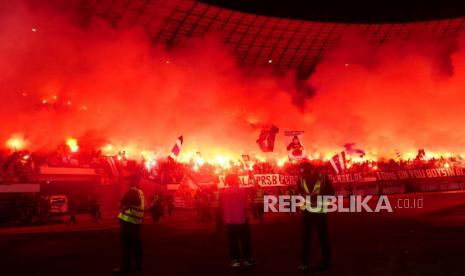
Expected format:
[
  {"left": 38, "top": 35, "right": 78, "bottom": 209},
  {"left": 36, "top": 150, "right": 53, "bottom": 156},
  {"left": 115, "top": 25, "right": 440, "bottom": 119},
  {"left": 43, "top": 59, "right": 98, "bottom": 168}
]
[{"left": 222, "top": 174, "right": 256, "bottom": 268}]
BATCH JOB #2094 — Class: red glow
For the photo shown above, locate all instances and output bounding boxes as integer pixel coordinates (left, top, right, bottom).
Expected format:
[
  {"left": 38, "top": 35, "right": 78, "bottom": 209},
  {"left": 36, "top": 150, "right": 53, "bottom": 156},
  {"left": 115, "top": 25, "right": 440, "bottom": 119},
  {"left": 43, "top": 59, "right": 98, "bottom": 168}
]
[
  {"left": 1, "top": 2, "right": 465, "bottom": 161},
  {"left": 65, "top": 138, "right": 79, "bottom": 153},
  {"left": 6, "top": 135, "right": 26, "bottom": 151}
]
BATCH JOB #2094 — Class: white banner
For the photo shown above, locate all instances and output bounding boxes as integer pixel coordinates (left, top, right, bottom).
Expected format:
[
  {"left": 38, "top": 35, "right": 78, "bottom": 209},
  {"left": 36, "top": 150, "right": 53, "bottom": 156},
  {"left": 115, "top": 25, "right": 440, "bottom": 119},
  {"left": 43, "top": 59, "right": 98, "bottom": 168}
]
[{"left": 218, "top": 174, "right": 299, "bottom": 188}]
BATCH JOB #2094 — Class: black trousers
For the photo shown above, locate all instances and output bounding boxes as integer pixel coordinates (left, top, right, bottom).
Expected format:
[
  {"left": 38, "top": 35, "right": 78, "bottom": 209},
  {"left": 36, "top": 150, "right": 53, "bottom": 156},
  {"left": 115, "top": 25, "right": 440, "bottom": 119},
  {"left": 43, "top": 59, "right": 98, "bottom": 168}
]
[
  {"left": 150, "top": 205, "right": 163, "bottom": 222},
  {"left": 227, "top": 223, "right": 252, "bottom": 260},
  {"left": 301, "top": 211, "right": 331, "bottom": 265},
  {"left": 213, "top": 207, "right": 223, "bottom": 228},
  {"left": 253, "top": 203, "right": 264, "bottom": 220},
  {"left": 120, "top": 220, "right": 143, "bottom": 269}
]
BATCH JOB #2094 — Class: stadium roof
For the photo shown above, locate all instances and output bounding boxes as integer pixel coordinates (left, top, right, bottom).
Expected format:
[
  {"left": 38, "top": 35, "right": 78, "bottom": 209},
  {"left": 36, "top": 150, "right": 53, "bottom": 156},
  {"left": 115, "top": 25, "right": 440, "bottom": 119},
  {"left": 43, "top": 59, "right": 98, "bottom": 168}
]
[
  {"left": 201, "top": 0, "right": 465, "bottom": 23},
  {"left": 70, "top": 0, "right": 465, "bottom": 77}
]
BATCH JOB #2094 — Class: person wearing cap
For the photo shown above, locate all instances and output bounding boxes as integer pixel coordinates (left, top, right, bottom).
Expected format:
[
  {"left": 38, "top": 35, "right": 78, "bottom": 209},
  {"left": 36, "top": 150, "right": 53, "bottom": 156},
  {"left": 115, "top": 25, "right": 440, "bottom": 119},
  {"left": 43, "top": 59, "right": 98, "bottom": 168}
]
[
  {"left": 298, "top": 162, "right": 334, "bottom": 272},
  {"left": 114, "top": 174, "right": 145, "bottom": 274}
]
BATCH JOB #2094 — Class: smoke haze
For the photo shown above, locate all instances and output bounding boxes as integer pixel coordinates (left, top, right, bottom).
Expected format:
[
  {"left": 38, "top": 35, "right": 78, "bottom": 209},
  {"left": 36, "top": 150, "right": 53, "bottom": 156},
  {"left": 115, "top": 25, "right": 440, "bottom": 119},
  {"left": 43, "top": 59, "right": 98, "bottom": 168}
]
[{"left": 2, "top": 1, "right": 465, "bottom": 160}]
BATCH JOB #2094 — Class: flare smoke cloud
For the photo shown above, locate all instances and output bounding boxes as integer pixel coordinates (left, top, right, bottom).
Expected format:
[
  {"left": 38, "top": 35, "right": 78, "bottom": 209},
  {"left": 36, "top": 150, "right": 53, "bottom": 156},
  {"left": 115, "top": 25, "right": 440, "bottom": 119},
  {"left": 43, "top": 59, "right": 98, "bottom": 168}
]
[{"left": 1, "top": 1, "right": 465, "bottom": 159}]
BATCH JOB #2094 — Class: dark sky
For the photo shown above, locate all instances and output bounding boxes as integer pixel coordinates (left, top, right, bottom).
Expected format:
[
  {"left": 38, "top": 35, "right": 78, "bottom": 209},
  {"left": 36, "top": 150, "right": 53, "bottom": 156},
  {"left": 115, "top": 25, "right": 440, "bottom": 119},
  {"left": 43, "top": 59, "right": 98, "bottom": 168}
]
[{"left": 200, "top": 0, "right": 465, "bottom": 23}]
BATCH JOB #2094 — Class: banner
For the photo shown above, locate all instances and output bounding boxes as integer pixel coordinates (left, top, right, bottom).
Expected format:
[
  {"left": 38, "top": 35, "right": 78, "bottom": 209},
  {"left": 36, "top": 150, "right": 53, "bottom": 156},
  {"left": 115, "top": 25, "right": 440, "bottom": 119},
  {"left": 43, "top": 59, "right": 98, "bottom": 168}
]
[
  {"left": 218, "top": 175, "right": 251, "bottom": 188},
  {"left": 327, "top": 167, "right": 465, "bottom": 183},
  {"left": 284, "top": 130, "right": 306, "bottom": 160},
  {"left": 328, "top": 173, "right": 364, "bottom": 183},
  {"left": 218, "top": 174, "right": 299, "bottom": 188},
  {"left": 254, "top": 174, "right": 299, "bottom": 186},
  {"left": 376, "top": 167, "right": 465, "bottom": 181},
  {"left": 216, "top": 167, "right": 465, "bottom": 187}
]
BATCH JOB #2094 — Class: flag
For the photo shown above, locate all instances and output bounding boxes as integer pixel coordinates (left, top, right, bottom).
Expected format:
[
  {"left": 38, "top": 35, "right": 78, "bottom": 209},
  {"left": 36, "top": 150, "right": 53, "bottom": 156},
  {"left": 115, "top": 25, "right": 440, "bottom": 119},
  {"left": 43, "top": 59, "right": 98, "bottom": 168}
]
[
  {"left": 105, "top": 156, "right": 120, "bottom": 177},
  {"left": 343, "top": 143, "right": 365, "bottom": 157},
  {"left": 415, "top": 149, "right": 426, "bottom": 160},
  {"left": 256, "top": 126, "right": 279, "bottom": 152},
  {"left": 329, "top": 151, "right": 346, "bottom": 174},
  {"left": 183, "top": 175, "right": 199, "bottom": 190},
  {"left": 169, "top": 136, "right": 183, "bottom": 160}
]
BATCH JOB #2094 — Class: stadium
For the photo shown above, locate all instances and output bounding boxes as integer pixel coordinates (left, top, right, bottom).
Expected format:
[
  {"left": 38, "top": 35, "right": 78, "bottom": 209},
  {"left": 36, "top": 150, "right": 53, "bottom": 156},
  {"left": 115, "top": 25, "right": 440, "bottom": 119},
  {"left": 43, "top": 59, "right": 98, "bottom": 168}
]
[{"left": 1, "top": 0, "right": 465, "bottom": 275}]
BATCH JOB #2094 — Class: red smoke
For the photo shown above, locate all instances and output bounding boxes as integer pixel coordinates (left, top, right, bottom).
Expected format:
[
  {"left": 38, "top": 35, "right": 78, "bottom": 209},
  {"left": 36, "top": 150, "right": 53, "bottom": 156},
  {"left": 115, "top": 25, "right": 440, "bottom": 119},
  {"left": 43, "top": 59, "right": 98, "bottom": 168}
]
[
  {"left": 2, "top": 1, "right": 465, "bottom": 160},
  {"left": 307, "top": 34, "right": 465, "bottom": 158}
]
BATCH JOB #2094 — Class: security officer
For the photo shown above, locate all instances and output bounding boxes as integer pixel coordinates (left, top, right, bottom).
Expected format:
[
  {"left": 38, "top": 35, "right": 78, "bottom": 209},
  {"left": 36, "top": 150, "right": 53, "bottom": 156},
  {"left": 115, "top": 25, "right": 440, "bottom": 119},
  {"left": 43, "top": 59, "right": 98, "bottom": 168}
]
[
  {"left": 298, "top": 162, "right": 334, "bottom": 272},
  {"left": 114, "top": 174, "right": 145, "bottom": 274}
]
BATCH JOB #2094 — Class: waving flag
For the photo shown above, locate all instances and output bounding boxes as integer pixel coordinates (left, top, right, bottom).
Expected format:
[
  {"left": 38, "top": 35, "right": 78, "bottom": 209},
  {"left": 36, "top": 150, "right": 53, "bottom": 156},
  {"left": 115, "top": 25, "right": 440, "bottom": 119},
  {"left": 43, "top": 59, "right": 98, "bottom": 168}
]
[
  {"left": 105, "top": 156, "right": 120, "bottom": 177},
  {"left": 329, "top": 151, "right": 346, "bottom": 174},
  {"left": 169, "top": 136, "right": 183, "bottom": 160},
  {"left": 256, "top": 126, "right": 279, "bottom": 152},
  {"left": 343, "top": 143, "right": 365, "bottom": 157},
  {"left": 182, "top": 172, "right": 199, "bottom": 190}
]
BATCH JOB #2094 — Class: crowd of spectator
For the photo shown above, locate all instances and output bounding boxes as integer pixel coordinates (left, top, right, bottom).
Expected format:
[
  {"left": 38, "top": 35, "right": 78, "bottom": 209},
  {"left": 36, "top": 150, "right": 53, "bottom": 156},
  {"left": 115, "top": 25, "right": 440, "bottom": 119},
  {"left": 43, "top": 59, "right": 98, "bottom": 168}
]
[{"left": 1, "top": 147, "right": 465, "bottom": 185}]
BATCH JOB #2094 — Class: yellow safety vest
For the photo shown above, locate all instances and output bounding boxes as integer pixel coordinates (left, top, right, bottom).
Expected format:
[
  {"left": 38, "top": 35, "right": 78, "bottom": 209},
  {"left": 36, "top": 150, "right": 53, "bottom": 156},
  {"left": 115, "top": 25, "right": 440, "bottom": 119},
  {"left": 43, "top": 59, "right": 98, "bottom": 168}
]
[
  {"left": 300, "top": 176, "right": 327, "bottom": 213},
  {"left": 118, "top": 187, "right": 145, "bottom": 224}
]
